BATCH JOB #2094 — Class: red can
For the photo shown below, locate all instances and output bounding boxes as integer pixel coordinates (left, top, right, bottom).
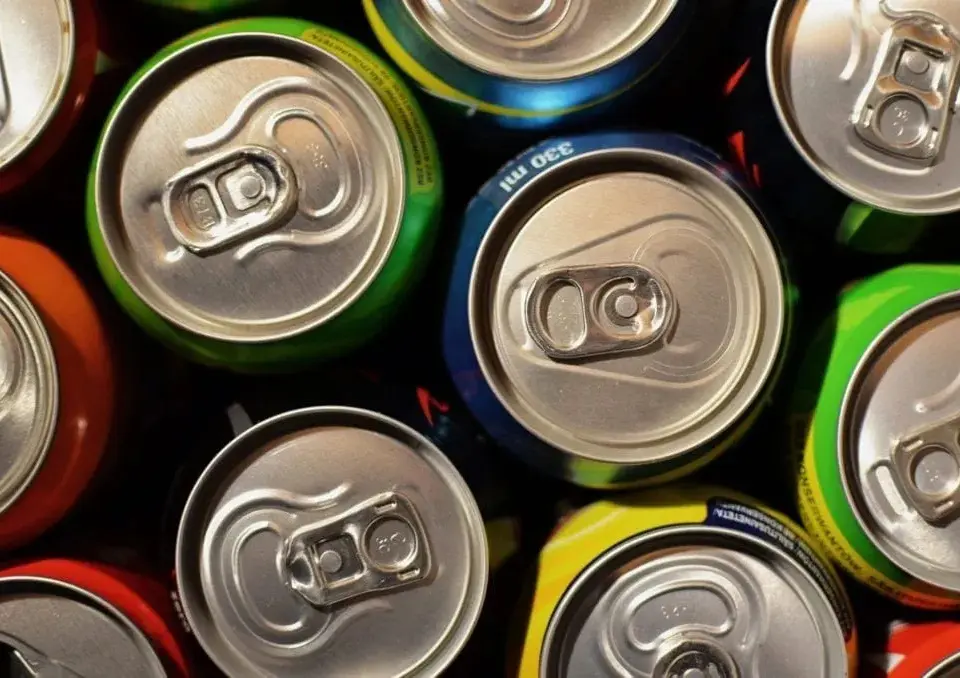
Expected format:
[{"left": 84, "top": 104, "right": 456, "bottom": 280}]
[
  {"left": 0, "top": 230, "right": 115, "bottom": 548},
  {"left": 0, "top": 0, "right": 103, "bottom": 194},
  {"left": 862, "top": 621, "right": 960, "bottom": 678},
  {"left": 0, "top": 558, "right": 190, "bottom": 676}
]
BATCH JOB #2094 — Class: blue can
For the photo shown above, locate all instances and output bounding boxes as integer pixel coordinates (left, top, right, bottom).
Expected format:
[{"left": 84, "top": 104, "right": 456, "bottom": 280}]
[
  {"left": 443, "top": 132, "right": 792, "bottom": 488},
  {"left": 363, "top": 0, "right": 693, "bottom": 129}
]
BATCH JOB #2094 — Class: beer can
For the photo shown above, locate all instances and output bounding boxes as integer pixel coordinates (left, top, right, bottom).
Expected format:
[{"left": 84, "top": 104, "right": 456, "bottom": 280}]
[
  {"left": 363, "top": 0, "right": 693, "bottom": 128},
  {"left": 863, "top": 620, "right": 960, "bottom": 678},
  {"left": 0, "top": 558, "right": 191, "bottom": 676},
  {"left": 0, "top": 0, "right": 103, "bottom": 195},
  {"left": 793, "top": 265, "right": 960, "bottom": 608},
  {"left": 443, "top": 132, "right": 790, "bottom": 488},
  {"left": 517, "top": 486, "right": 857, "bottom": 677},
  {"left": 176, "top": 406, "right": 488, "bottom": 676},
  {"left": 0, "top": 230, "right": 115, "bottom": 549},
  {"left": 87, "top": 18, "right": 443, "bottom": 371}
]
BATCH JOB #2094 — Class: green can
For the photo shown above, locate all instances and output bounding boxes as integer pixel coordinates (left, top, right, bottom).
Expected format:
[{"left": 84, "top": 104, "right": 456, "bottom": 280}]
[
  {"left": 87, "top": 18, "right": 443, "bottom": 371},
  {"left": 793, "top": 265, "right": 960, "bottom": 609},
  {"left": 134, "top": 0, "right": 262, "bottom": 13}
]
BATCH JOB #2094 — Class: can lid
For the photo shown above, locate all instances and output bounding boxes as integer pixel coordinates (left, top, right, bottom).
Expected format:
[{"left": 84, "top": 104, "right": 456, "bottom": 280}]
[
  {"left": 842, "top": 291, "right": 960, "bottom": 593},
  {"left": 94, "top": 33, "right": 405, "bottom": 343},
  {"left": 471, "top": 148, "right": 784, "bottom": 469},
  {"left": 176, "top": 407, "right": 488, "bottom": 677},
  {"left": 0, "top": 576, "right": 166, "bottom": 676},
  {"left": 400, "top": 0, "right": 680, "bottom": 81},
  {"left": 0, "top": 0, "right": 75, "bottom": 170},
  {"left": 0, "top": 272, "right": 57, "bottom": 515},
  {"left": 768, "top": 0, "right": 960, "bottom": 214},
  {"left": 931, "top": 653, "right": 960, "bottom": 676},
  {"left": 541, "top": 525, "right": 847, "bottom": 677}
]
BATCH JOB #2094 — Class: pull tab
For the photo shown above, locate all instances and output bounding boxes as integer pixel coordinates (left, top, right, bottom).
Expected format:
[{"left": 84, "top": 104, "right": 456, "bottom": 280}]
[
  {"left": 653, "top": 638, "right": 738, "bottom": 678},
  {"left": 524, "top": 263, "right": 673, "bottom": 360},
  {"left": 283, "top": 492, "right": 431, "bottom": 608},
  {"left": 891, "top": 416, "right": 960, "bottom": 523},
  {"left": 0, "top": 636, "right": 84, "bottom": 678},
  {"left": 851, "top": 15, "right": 960, "bottom": 163},
  {"left": 162, "top": 145, "right": 298, "bottom": 255}
]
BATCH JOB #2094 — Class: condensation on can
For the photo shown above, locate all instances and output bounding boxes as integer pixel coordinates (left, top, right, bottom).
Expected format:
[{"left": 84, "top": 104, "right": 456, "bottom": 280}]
[
  {"left": 444, "top": 132, "right": 789, "bottom": 488},
  {"left": 517, "top": 486, "right": 856, "bottom": 678}
]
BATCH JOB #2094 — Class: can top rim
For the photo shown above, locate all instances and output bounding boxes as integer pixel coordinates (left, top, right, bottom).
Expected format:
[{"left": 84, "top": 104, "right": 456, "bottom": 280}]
[
  {"left": 399, "top": 0, "right": 681, "bottom": 82},
  {"left": 93, "top": 31, "right": 407, "bottom": 344}
]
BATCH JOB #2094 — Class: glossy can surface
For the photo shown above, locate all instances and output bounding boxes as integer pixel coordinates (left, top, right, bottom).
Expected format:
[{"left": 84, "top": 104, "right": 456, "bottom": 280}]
[
  {"left": 863, "top": 621, "right": 960, "bottom": 678},
  {"left": 793, "top": 265, "right": 960, "bottom": 608},
  {"left": 0, "top": 0, "right": 101, "bottom": 194},
  {"left": 444, "top": 132, "right": 789, "bottom": 488},
  {"left": 176, "top": 406, "right": 487, "bottom": 677},
  {"left": 88, "top": 18, "right": 442, "bottom": 371},
  {"left": 0, "top": 559, "right": 190, "bottom": 677},
  {"left": 0, "top": 230, "right": 115, "bottom": 549},
  {"left": 517, "top": 486, "right": 856, "bottom": 677},
  {"left": 364, "top": 0, "right": 692, "bottom": 128}
]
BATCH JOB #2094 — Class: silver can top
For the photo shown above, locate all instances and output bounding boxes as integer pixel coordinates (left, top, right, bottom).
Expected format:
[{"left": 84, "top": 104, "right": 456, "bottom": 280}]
[
  {"left": 541, "top": 526, "right": 848, "bottom": 678},
  {"left": 471, "top": 148, "right": 784, "bottom": 471},
  {"left": 842, "top": 291, "right": 960, "bottom": 593},
  {"left": 0, "top": 0, "right": 75, "bottom": 170},
  {"left": 0, "top": 576, "right": 166, "bottom": 677},
  {"left": 176, "top": 407, "right": 488, "bottom": 678},
  {"left": 931, "top": 654, "right": 960, "bottom": 677},
  {"left": 401, "top": 0, "right": 680, "bottom": 81},
  {"left": 0, "top": 272, "right": 57, "bottom": 515},
  {"left": 93, "top": 33, "right": 405, "bottom": 342},
  {"left": 769, "top": 0, "right": 960, "bottom": 214}
]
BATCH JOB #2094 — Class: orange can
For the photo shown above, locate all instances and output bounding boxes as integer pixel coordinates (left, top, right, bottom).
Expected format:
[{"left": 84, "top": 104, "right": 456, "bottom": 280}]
[
  {"left": 0, "top": 229, "right": 115, "bottom": 548},
  {"left": 0, "top": 0, "right": 102, "bottom": 194},
  {"left": 862, "top": 621, "right": 960, "bottom": 678}
]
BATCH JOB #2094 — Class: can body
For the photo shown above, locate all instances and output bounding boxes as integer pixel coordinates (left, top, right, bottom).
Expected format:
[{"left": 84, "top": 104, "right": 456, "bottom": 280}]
[
  {"left": 793, "top": 265, "right": 960, "bottom": 608},
  {"left": 135, "top": 0, "right": 262, "bottom": 12},
  {"left": 862, "top": 621, "right": 960, "bottom": 678},
  {"left": 0, "top": 0, "right": 103, "bottom": 195},
  {"left": 444, "top": 132, "right": 791, "bottom": 488},
  {"left": 0, "top": 230, "right": 115, "bottom": 549},
  {"left": 363, "top": 0, "right": 693, "bottom": 129},
  {"left": 0, "top": 558, "right": 191, "bottom": 677},
  {"left": 517, "top": 486, "right": 857, "bottom": 677},
  {"left": 87, "top": 18, "right": 443, "bottom": 371}
]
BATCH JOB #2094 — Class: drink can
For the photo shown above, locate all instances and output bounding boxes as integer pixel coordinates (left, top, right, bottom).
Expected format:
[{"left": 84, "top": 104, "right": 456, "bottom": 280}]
[
  {"left": 0, "top": 0, "right": 103, "bottom": 195},
  {"left": 444, "top": 132, "right": 791, "bottom": 488},
  {"left": 363, "top": 0, "right": 693, "bottom": 128},
  {"left": 863, "top": 620, "right": 960, "bottom": 678},
  {"left": 0, "top": 558, "right": 190, "bottom": 676},
  {"left": 87, "top": 18, "right": 443, "bottom": 371},
  {"left": 517, "top": 486, "right": 856, "bottom": 677},
  {"left": 0, "top": 230, "right": 115, "bottom": 549},
  {"left": 175, "top": 406, "right": 488, "bottom": 676},
  {"left": 793, "top": 265, "right": 960, "bottom": 608}
]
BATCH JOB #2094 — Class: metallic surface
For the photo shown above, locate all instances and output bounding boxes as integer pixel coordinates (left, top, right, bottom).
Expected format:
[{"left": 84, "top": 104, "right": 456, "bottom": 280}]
[
  {"left": 399, "top": 0, "right": 680, "bottom": 81},
  {"left": 931, "top": 654, "right": 960, "bottom": 678},
  {"left": 769, "top": 0, "right": 960, "bottom": 214},
  {"left": 94, "top": 34, "right": 406, "bottom": 342},
  {"left": 177, "top": 407, "right": 487, "bottom": 678},
  {"left": 0, "top": 0, "right": 75, "bottom": 169},
  {"left": 0, "top": 576, "right": 165, "bottom": 677},
  {"left": 541, "top": 526, "right": 847, "bottom": 678},
  {"left": 0, "top": 272, "right": 58, "bottom": 517},
  {"left": 470, "top": 149, "right": 784, "bottom": 469},
  {"left": 842, "top": 291, "right": 960, "bottom": 594}
]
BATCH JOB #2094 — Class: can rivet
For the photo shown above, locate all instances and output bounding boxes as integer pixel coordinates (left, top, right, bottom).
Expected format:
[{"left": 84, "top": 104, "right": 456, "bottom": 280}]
[
  {"left": 613, "top": 293, "right": 640, "bottom": 319},
  {"left": 903, "top": 50, "right": 931, "bottom": 75},
  {"left": 238, "top": 174, "right": 265, "bottom": 200},
  {"left": 912, "top": 445, "right": 960, "bottom": 496},
  {"left": 318, "top": 549, "right": 344, "bottom": 574}
]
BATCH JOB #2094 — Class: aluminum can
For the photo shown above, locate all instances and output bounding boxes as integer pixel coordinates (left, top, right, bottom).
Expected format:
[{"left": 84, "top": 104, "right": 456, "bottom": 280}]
[
  {"left": 87, "top": 18, "right": 443, "bottom": 371},
  {"left": 517, "top": 486, "right": 856, "bottom": 677},
  {"left": 444, "top": 132, "right": 790, "bottom": 488},
  {"left": 792, "top": 265, "right": 960, "bottom": 609},
  {"left": 863, "top": 621, "right": 960, "bottom": 678},
  {"left": 363, "top": 0, "right": 693, "bottom": 128},
  {"left": 0, "top": 0, "right": 103, "bottom": 195},
  {"left": 0, "top": 230, "right": 115, "bottom": 549},
  {"left": 0, "top": 558, "right": 191, "bottom": 676},
  {"left": 176, "top": 406, "right": 488, "bottom": 677}
]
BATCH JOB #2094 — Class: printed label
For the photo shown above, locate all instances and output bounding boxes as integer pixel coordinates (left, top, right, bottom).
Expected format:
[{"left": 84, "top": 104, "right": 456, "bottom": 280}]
[
  {"left": 301, "top": 28, "right": 437, "bottom": 194},
  {"left": 496, "top": 141, "right": 575, "bottom": 194},
  {"left": 705, "top": 497, "right": 856, "bottom": 640}
]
